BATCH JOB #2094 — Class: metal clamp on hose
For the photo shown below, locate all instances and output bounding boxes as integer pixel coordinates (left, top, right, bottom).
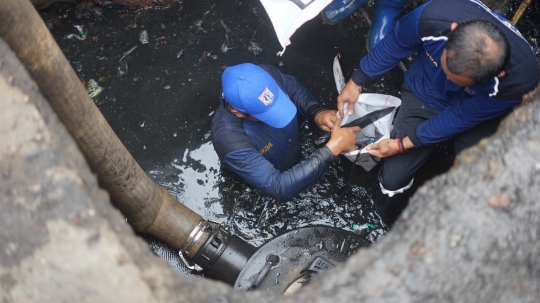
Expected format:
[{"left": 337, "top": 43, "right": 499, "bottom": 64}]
[
  {"left": 178, "top": 251, "right": 203, "bottom": 272},
  {"left": 182, "top": 219, "right": 213, "bottom": 254}
]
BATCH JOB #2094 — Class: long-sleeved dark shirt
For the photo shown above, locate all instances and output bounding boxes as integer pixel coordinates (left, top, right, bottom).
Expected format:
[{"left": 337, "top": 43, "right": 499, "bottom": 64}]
[
  {"left": 351, "top": 0, "right": 539, "bottom": 147},
  {"left": 211, "top": 64, "right": 338, "bottom": 201}
]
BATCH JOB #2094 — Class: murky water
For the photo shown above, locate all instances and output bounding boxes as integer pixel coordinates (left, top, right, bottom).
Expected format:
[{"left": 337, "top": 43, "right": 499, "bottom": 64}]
[{"left": 41, "top": 0, "right": 538, "bottom": 277}]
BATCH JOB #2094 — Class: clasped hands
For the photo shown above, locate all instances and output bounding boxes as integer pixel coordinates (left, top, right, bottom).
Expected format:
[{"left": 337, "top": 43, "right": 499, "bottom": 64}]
[{"left": 315, "top": 79, "right": 412, "bottom": 158}]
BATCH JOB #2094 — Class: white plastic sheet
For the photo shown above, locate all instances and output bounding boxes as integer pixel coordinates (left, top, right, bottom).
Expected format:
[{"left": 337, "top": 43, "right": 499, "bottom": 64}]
[
  {"left": 332, "top": 55, "right": 402, "bottom": 171},
  {"left": 260, "top": 0, "right": 332, "bottom": 51}
]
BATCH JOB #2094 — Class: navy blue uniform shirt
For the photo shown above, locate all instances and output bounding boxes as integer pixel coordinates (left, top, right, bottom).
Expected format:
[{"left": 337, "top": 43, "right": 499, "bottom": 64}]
[
  {"left": 211, "top": 64, "right": 338, "bottom": 201},
  {"left": 351, "top": 0, "right": 539, "bottom": 147}
]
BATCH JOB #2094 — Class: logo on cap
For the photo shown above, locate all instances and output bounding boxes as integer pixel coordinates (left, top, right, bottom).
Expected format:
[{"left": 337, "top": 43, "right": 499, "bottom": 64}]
[{"left": 258, "top": 87, "right": 274, "bottom": 106}]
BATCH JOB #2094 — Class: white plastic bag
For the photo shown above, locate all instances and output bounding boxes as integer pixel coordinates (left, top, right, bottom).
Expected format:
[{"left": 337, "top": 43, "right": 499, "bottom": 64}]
[
  {"left": 333, "top": 55, "right": 402, "bottom": 171},
  {"left": 260, "top": 0, "right": 332, "bottom": 51}
]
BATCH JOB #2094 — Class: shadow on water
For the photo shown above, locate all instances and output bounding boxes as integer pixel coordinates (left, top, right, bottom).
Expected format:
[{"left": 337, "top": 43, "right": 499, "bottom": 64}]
[{"left": 41, "top": 0, "right": 539, "bottom": 277}]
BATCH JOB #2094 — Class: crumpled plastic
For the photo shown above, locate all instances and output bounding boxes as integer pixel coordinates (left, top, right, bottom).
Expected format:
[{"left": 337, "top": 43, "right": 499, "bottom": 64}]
[{"left": 86, "top": 79, "right": 104, "bottom": 98}]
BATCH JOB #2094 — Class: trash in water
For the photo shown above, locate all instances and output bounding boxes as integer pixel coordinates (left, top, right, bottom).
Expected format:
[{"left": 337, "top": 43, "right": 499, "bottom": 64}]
[
  {"left": 86, "top": 79, "right": 103, "bottom": 98},
  {"left": 221, "top": 43, "right": 232, "bottom": 53},
  {"left": 248, "top": 41, "right": 262, "bottom": 55},
  {"left": 211, "top": 55, "right": 217, "bottom": 59},
  {"left": 155, "top": 37, "right": 167, "bottom": 45},
  {"left": 164, "top": 85, "right": 171, "bottom": 89},
  {"left": 350, "top": 223, "right": 376, "bottom": 234},
  {"left": 117, "top": 60, "right": 128, "bottom": 77},
  {"left": 119, "top": 45, "right": 138, "bottom": 61},
  {"left": 220, "top": 20, "right": 230, "bottom": 33},
  {"left": 72, "top": 61, "right": 82, "bottom": 72},
  {"left": 139, "top": 30, "right": 148, "bottom": 44},
  {"left": 278, "top": 61, "right": 284, "bottom": 67},
  {"left": 176, "top": 49, "right": 184, "bottom": 59},
  {"left": 65, "top": 25, "right": 88, "bottom": 40},
  {"left": 194, "top": 19, "right": 207, "bottom": 33}
]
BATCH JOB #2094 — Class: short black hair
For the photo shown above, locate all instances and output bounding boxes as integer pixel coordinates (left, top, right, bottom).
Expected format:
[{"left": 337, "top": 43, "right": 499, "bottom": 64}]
[{"left": 445, "top": 19, "right": 511, "bottom": 83}]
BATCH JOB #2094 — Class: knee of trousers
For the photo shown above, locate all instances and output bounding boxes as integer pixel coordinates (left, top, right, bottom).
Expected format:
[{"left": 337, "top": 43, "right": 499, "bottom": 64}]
[
  {"left": 378, "top": 178, "right": 413, "bottom": 197},
  {"left": 378, "top": 167, "right": 414, "bottom": 192}
]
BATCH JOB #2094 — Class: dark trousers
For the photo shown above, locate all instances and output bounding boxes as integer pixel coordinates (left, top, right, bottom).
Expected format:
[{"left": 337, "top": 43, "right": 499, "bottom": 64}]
[{"left": 375, "top": 83, "right": 504, "bottom": 226}]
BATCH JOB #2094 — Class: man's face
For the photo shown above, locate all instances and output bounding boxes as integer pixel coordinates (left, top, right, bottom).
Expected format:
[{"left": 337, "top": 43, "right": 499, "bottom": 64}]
[
  {"left": 226, "top": 103, "right": 260, "bottom": 122},
  {"left": 440, "top": 48, "right": 476, "bottom": 87}
]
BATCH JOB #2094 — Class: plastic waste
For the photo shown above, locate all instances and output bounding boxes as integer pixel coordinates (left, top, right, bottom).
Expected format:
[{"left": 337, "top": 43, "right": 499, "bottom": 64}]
[
  {"left": 119, "top": 45, "right": 138, "bottom": 61},
  {"left": 176, "top": 49, "right": 184, "bottom": 59},
  {"left": 86, "top": 79, "right": 103, "bottom": 98},
  {"left": 248, "top": 41, "right": 262, "bottom": 55},
  {"left": 350, "top": 223, "right": 376, "bottom": 234},
  {"left": 139, "top": 30, "right": 148, "bottom": 44},
  {"left": 117, "top": 60, "right": 128, "bottom": 77},
  {"left": 332, "top": 54, "right": 401, "bottom": 171},
  {"left": 221, "top": 43, "right": 232, "bottom": 53},
  {"left": 72, "top": 61, "right": 82, "bottom": 72},
  {"left": 65, "top": 24, "right": 88, "bottom": 40}
]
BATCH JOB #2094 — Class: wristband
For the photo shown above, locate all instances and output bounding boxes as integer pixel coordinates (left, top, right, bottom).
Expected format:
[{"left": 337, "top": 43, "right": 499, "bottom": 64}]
[
  {"left": 397, "top": 138, "right": 404, "bottom": 154},
  {"left": 399, "top": 137, "right": 408, "bottom": 153}
]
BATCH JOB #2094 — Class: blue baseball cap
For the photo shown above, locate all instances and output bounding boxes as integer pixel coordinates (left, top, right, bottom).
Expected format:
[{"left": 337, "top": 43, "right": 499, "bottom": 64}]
[{"left": 222, "top": 63, "right": 297, "bottom": 128}]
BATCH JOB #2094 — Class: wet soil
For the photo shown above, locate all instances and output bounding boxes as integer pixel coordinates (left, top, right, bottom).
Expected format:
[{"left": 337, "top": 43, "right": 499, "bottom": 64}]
[{"left": 39, "top": 0, "right": 538, "bottom": 276}]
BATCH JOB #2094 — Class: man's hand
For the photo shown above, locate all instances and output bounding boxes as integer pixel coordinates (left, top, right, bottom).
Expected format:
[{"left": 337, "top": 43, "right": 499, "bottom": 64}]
[
  {"left": 366, "top": 137, "right": 414, "bottom": 158},
  {"left": 314, "top": 110, "right": 337, "bottom": 132},
  {"left": 326, "top": 115, "right": 360, "bottom": 156},
  {"left": 337, "top": 79, "right": 363, "bottom": 117},
  {"left": 365, "top": 138, "right": 399, "bottom": 158}
]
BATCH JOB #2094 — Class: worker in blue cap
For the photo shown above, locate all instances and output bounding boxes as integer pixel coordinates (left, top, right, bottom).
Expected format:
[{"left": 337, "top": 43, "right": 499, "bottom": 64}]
[{"left": 211, "top": 63, "right": 360, "bottom": 201}]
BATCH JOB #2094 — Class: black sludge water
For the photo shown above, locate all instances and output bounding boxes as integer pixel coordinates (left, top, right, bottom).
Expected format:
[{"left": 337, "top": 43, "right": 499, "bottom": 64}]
[{"left": 40, "top": 0, "right": 539, "bottom": 277}]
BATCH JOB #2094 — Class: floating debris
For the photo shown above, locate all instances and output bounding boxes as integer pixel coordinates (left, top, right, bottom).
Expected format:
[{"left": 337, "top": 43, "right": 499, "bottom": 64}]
[
  {"left": 72, "top": 61, "right": 82, "bottom": 72},
  {"left": 220, "top": 20, "right": 230, "bottom": 33},
  {"left": 155, "top": 37, "right": 167, "bottom": 45},
  {"left": 86, "top": 79, "right": 103, "bottom": 98},
  {"left": 221, "top": 43, "right": 232, "bottom": 53},
  {"left": 65, "top": 25, "right": 88, "bottom": 41},
  {"left": 194, "top": 19, "right": 207, "bottom": 33},
  {"left": 164, "top": 85, "right": 171, "bottom": 89},
  {"left": 278, "top": 61, "right": 284, "bottom": 67},
  {"left": 117, "top": 60, "right": 128, "bottom": 77},
  {"left": 176, "top": 49, "right": 184, "bottom": 59},
  {"left": 119, "top": 45, "right": 138, "bottom": 61},
  {"left": 140, "top": 121, "right": 146, "bottom": 127},
  {"left": 248, "top": 41, "right": 262, "bottom": 55},
  {"left": 139, "top": 30, "right": 148, "bottom": 44}
]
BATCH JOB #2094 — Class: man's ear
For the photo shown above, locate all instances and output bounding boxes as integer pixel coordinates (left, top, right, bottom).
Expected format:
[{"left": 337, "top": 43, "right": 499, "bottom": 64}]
[
  {"left": 229, "top": 108, "right": 247, "bottom": 119},
  {"left": 450, "top": 22, "right": 458, "bottom": 31},
  {"left": 497, "top": 70, "right": 506, "bottom": 78}
]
